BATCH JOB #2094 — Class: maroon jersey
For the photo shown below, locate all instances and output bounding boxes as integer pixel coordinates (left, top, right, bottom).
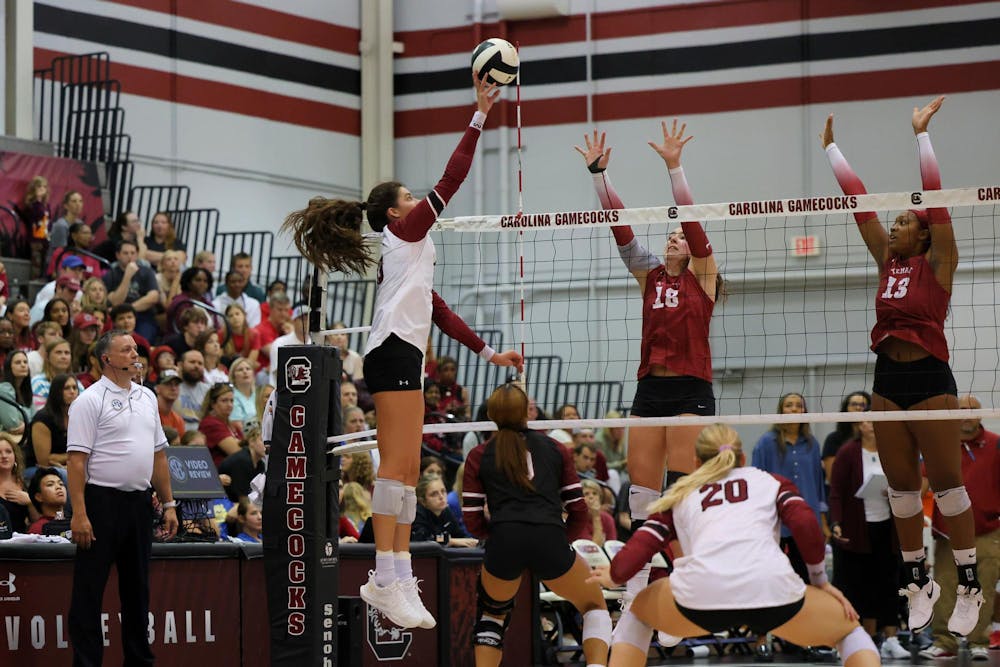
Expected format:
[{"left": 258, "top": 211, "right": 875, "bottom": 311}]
[
  {"left": 638, "top": 267, "right": 714, "bottom": 382},
  {"left": 872, "top": 255, "right": 949, "bottom": 362}
]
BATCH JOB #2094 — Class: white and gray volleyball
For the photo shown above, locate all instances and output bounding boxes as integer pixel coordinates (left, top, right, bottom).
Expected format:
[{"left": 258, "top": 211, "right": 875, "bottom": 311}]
[{"left": 471, "top": 38, "right": 519, "bottom": 86}]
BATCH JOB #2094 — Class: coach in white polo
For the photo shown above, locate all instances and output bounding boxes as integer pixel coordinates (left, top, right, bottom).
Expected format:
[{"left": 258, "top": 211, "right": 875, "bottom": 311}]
[{"left": 66, "top": 329, "right": 179, "bottom": 667}]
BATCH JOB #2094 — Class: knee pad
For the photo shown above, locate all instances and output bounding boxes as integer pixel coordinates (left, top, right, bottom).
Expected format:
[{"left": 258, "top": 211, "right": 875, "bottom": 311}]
[
  {"left": 836, "top": 625, "right": 877, "bottom": 663},
  {"left": 629, "top": 484, "right": 661, "bottom": 522},
  {"left": 934, "top": 486, "right": 972, "bottom": 516},
  {"left": 372, "top": 478, "right": 404, "bottom": 516},
  {"left": 475, "top": 579, "right": 515, "bottom": 649},
  {"left": 582, "top": 609, "right": 612, "bottom": 646},
  {"left": 887, "top": 488, "right": 923, "bottom": 518},
  {"left": 397, "top": 486, "right": 417, "bottom": 525},
  {"left": 611, "top": 610, "right": 653, "bottom": 651},
  {"left": 664, "top": 470, "right": 687, "bottom": 490}
]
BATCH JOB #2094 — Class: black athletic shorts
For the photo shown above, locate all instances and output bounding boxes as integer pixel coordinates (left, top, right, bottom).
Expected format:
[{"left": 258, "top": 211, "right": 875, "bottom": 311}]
[
  {"left": 675, "top": 598, "right": 805, "bottom": 635},
  {"left": 362, "top": 334, "right": 423, "bottom": 394},
  {"left": 631, "top": 375, "right": 715, "bottom": 417},
  {"left": 483, "top": 522, "right": 577, "bottom": 582},
  {"left": 872, "top": 353, "right": 957, "bottom": 410}
]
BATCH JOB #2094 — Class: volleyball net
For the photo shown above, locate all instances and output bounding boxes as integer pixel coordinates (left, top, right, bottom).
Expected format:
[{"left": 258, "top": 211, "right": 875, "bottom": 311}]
[{"left": 318, "top": 184, "right": 1000, "bottom": 446}]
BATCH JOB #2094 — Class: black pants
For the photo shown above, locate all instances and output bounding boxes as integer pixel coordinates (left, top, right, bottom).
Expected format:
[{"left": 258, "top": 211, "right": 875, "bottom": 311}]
[
  {"left": 832, "top": 520, "right": 901, "bottom": 628},
  {"left": 69, "top": 484, "right": 154, "bottom": 667},
  {"left": 780, "top": 536, "right": 811, "bottom": 585}
]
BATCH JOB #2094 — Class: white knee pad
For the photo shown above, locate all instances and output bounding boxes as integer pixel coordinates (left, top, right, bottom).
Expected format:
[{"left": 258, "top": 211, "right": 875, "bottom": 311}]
[
  {"left": 611, "top": 610, "right": 653, "bottom": 651},
  {"left": 582, "top": 609, "right": 612, "bottom": 646},
  {"left": 836, "top": 625, "right": 877, "bottom": 663},
  {"left": 397, "top": 486, "right": 417, "bottom": 525},
  {"left": 628, "top": 484, "right": 661, "bottom": 522},
  {"left": 887, "top": 487, "right": 923, "bottom": 518},
  {"left": 934, "top": 486, "right": 972, "bottom": 516},
  {"left": 372, "top": 478, "right": 405, "bottom": 516}
]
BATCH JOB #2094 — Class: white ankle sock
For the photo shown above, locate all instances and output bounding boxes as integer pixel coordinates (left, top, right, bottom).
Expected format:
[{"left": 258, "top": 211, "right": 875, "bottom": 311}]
[
  {"left": 394, "top": 552, "right": 413, "bottom": 580},
  {"left": 375, "top": 550, "right": 395, "bottom": 587}
]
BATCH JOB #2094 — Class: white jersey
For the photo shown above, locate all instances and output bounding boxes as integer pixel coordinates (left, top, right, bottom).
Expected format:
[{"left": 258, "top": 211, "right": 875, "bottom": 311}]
[
  {"left": 364, "top": 226, "right": 436, "bottom": 356},
  {"left": 667, "top": 467, "right": 806, "bottom": 609}
]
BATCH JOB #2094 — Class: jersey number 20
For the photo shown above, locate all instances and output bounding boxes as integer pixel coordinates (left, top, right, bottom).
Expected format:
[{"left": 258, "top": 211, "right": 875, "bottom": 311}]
[{"left": 699, "top": 479, "right": 749, "bottom": 511}]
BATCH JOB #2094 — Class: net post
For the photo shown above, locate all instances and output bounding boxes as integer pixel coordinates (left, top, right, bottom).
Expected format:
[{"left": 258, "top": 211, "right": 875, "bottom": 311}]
[{"left": 264, "top": 344, "right": 343, "bottom": 664}]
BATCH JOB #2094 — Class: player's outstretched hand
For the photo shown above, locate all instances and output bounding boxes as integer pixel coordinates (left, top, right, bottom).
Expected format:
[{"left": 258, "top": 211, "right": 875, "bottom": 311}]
[
  {"left": 473, "top": 72, "right": 501, "bottom": 115},
  {"left": 490, "top": 349, "right": 524, "bottom": 374},
  {"left": 574, "top": 129, "right": 612, "bottom": 173},
  {"left": 648, "top": 119, "right": 692, "bottom": 170},
  {"left": 913, "top": 95, "right": 945, "bottom": 135}
]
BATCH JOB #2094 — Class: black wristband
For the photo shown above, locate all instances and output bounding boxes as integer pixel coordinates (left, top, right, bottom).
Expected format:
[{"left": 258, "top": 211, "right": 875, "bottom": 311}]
[{"left": 587, "top": 157, "right": 605, "bottom": 174}]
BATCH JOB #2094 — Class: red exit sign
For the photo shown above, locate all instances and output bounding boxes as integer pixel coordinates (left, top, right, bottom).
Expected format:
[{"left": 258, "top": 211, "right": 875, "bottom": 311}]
[{"left": 791, "top": 235, "right": 820, "bottom": 257}]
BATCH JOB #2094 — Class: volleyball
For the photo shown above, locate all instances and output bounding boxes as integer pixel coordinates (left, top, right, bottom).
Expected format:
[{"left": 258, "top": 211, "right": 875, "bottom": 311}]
[{"left": 471, "top": 38, "right": 519, "bottom": 86}]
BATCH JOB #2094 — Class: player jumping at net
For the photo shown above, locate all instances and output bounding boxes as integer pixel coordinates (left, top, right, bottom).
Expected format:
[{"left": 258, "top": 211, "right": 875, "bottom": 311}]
[
  {"left": 588, "top": 424, "right": 880, "bottom": 667},
  {"left": 575, "top": 121, "right": 720, "bottom": 606},
  {"left": 462, "top": 383, "right": 611, "bottom": 667},
  {"left": 822, "top": 95, "right": 984, "bottom": 637},
  {"left": 281, "top": 73, "right": 523, "bottom": 630}
]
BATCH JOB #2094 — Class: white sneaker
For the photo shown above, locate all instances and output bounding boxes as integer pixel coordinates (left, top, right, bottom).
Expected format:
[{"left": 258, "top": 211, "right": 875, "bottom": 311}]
[
  {"left": 881, "top": 635, "right": 911, "bottom": 659},
  {"left": 970, "top": 646, "right": 990, "bottom": 661},
  {"left": 900, "top": 579, "right": 941, "bottom": 633},
  {"left": 947, "top": 585, "right": 985, "bottom": 637},
  {"left": 360, "top": 571, "right": 423, "bottom": 629},
  {"left": 918, "top": 644, "right": 955, "bottom": 660},
  {"left": 399, "top": 577, "right": 436, "bottom": 629},
  {"left": 657, "top": 630, "right": 683, "bottom": 647}
]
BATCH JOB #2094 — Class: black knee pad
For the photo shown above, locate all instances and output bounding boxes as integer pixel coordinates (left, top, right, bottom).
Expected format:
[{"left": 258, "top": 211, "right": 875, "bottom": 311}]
[
  {"left": 477, "top": 578, "right": 516, "bottom": 617},
  {"left": 475, "top": 579, "right": 515, "bottom": 649},
  {"left": 474, "top": 616, "right": 508, "bottom": 650}
]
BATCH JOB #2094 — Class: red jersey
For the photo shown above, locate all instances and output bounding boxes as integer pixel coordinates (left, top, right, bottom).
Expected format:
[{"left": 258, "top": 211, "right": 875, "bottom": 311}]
[
  {"left": 872, "top": 255, "right": 949, "bottom": 361},
  {"left": 638, "top": 267, "right": 714, "bottom": 382}
]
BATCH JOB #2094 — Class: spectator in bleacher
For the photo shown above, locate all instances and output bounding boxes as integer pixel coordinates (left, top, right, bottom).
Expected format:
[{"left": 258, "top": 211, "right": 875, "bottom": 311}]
[
  {"left": 258, "top": 279, "right": 287, "bottom": 322},
  {"left": 433, "top": 356, "right": 468, "bottom": 418},
  {"left": 144, "top": 212, "right": 187, "bottom": 269},
  {"left": 75, "top": 343, "right": 101, "bottom": 390},
  {"left": 31, "top": 339, "right": 79, "bottom": 411},
  {"left": 595, "top": 410, "right": 627, "bottom": 475},
  {"left": 163, "top": 306, "right": 208, "bottom": 358},
  {"left": 446, "top": 462, "right": 468, "bottom": 535},
  {"left": 325, "top": 322, "right": 363, "bottom": 382},
  {"left": 94, "top": 210, "right": 146, "bottom": 264},
  {"left": 548, "top": 403, "right": 580, "bottom": 444},
  {"left": 154, "top": 368, "right": 185, "bottom": 436},
  {"left": 0, "top": 438, "right": 33, "bottom": 532},
  {"left": 7, "top": 299, "right": 34, "bottom": 353},
  {"left": 213, "top": 270, "right": 261, "bottom": 328},
  {"left": 420, "top": 455, "right": 446, "bottom": 480},
  {"left": 228, "top": 499, "right": 263, "bottom": 543},
  {"left": 27, "top": 321, "right": 63, "bottom": 377},
  {"left": 26, "top": 373, "right": 78, "bottom": 479},
  {"left": 31, "top": 274, "right": 80, "bottom": 325},
  {"left": 421, "top": 380, "right": 449, "bottom": 454},
  {"left": 254, "top": 291, "right": 291, "bottom": 380},
  {"left": 342, "top": 481, "right": 373, "bottom": 534},
  {"left": 822, "top": 391, "right": 872, "bottom": 484},
  {"left": 194, "top": 330, "right": 228, "bottom": 384},
  {"left": 574, "top": 441, "right": 599, "bottom": 480},
  {"left": 109, "top": 304, "right": 151, "bottom": 354},
  {"left": 135, "top": 347, "right": 154, "bottom": 390},
  {"left": 580, "top": 477, "right": 616, "bottom": 547},
  {"left": 199, "top": 381, "right": 243, "bottom": 468},
  {"left": 751, "top": 392, "right": 827, "bottom": 583},
  {"left": 218, "top": 423, "right": 265, "bottom": 503},
  {"left": 149, "top": 345, "right": 176, "bottom": 384},
  {"left": 216, "top": 252, "right": 266, "bottom": 302},
  {"left": 268, "top": 303, "right": 310, "bottom": 386},
  {"left": 828, "top": 418, "right": 909, "bottom": 660},
  {"left": 412, "top": 474, "right": 476, "bottom": 546},
  {"left": 343, "top": 450, "right": 376, "bottom": 494},
  {"left": 0, "top": 318, "right": 14, "bottom": 372},
  {"left": 42, "top": 297, "right": 72, "bottom": 339},
  {"left": 256, "top": 384, "right": 274, "bottom": 424},
  {"left": 177, "top": 349, "right": 210, "bottom": 432},
  {"left": 193, "top": 250, "right": 216, "bottom": 274},
  {"left": 27, "top": 467, "right": 66, "bottom": 534},
  {"left": 68, "top": 312, "right": 101, "bottom": 374},
  {"left": 103, "top": 240, "right": 160, "bottom": 343},
  {"left": 155, "top": 249, "right": 183, "bottom": 331},
  {"left": 80, "top": 276, "right": 109, "bottom": 322},
  {"left": 19, "top": 176, "right": 51, "bottom": 278},
  {"left": 1, "top": 350, "right": 33, "bottom": 417},
  {"left": 33, "top": 255, "right": 86, "bottom": 316},
  {"left": 49, "top": 222, "right": 104, "bottom": 279},
  {"left": 46, "top": 190, "right": 82, "bottom": 269},
  {"left": 341, "top": 380, "right": 358, "bottom": 409},
  {"left": 181, "top": 429, "right": 207, "bottom": 447},
  {"left": 228, "top": 357, "right": 257, "bottom": 430},
  {"left": 223, "top": 303, "right": 260, "bottom": 370},
  {"left": 165, "top": 267, "right": 214, "bottom": 331}
]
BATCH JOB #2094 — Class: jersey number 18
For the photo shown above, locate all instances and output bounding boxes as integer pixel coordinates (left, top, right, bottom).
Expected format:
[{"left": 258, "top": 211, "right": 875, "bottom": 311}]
[{"left": 652, "top": 285, "right": 679, "bottom": 309}]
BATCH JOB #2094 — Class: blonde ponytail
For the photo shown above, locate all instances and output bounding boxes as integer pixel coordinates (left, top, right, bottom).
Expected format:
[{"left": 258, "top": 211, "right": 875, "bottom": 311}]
[{"left": 648, "top": 424, "right": 743, "bottom": 514}]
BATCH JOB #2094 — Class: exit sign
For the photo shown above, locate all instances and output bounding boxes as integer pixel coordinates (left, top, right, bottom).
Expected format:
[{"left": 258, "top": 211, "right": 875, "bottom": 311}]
[{"left": 791, "top": 236, "right": 820, "bottom": 257}]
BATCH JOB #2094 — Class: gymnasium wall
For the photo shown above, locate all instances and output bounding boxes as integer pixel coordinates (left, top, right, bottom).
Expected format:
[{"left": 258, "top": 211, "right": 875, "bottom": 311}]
[{"left": 13, "top": 0, "right": 1000, "bottom": 430}]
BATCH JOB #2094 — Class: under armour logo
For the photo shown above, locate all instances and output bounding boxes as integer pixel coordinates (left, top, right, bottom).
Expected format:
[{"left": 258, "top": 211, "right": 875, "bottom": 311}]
[
  {"left": 398, "top": 380, "right": 409, "bottom": 387},
  {"left": 0, "top": 573, "right": 15, "bottom": 594}
]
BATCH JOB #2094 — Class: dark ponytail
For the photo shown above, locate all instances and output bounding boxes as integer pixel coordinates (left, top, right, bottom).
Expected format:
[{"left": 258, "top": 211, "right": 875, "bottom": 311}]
[
  {"left": 486, "top": 384, "right": 534, "bottom": 492},
  {"left": 281, "top": 196, "right": 374, "bottom": 275}
]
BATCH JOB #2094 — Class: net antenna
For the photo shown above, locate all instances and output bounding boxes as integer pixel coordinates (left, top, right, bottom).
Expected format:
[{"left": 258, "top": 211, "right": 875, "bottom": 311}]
[{"left": 513, "top": 40, "right": 527, "bottom": 385}]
